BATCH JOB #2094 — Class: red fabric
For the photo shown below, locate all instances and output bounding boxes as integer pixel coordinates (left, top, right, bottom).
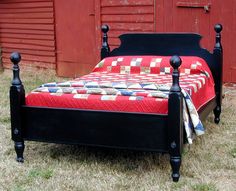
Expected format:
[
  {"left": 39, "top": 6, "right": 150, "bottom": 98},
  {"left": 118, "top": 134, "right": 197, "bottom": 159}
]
[
  {"left": 27, "top": 93, "right": 169, "bottom": 114},
  {"left": 93, "top": 56, "right": 208, "bottom": 74},
  {"left": 26, "top": 56, "right": 215, "bottom": 114}
]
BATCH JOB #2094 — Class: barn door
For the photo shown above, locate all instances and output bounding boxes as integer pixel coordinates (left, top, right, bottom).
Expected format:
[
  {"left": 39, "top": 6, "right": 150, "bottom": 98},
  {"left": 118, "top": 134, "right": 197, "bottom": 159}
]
[
  {"left": 156, "top": 0, "right": 236, "bottom": 82},
  {"left": 55, "top": 0, "right": 97, "bottom": 77},
  {"left": 156, "top": 0, "right": 212, "bottom": 48}
]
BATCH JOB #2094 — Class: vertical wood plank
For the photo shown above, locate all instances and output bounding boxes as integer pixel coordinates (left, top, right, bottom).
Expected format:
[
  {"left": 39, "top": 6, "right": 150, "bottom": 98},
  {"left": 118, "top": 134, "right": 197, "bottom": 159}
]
[
  {"left": 155, "top": 0, "right": 164, "bottom": 32},
  {"left": 210, "top": 0, "right": 234, "bottom": 82},
  {"left": 95, "top": 0, "right": 102, "bottom": 63},
  {"left": 164, "top": 0, "right": 174, "bottom": 32},
  {"left": 55, "top": 0, "right": 97, "bottom": 77}
]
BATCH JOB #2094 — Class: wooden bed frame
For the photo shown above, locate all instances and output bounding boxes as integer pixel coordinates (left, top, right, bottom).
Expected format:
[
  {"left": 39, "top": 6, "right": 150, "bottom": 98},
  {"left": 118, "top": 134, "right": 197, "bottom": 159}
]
[{"left": 9, "top": 24, "right": 223, "bottom": 182}]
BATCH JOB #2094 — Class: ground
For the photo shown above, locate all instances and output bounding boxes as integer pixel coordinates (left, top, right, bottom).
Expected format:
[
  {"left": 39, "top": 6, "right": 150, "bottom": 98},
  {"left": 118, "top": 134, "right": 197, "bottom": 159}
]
[{"left": 0, "top": 69, "right": 235, "bottom": 191}]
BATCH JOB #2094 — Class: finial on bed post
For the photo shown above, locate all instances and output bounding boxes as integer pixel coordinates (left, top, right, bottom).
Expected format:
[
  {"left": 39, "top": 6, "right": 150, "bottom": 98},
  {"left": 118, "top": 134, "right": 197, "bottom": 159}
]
[
  {"left": 10, "top": 52, "right": 22, "bottom": 90},
  {"left": 214, "top": 24, "right": 223, "bottom": 51},
  {"left": 101, "top": 24, "right": 110, "bottom": 60},
  {"left": 213, "top": 24, "right": 223, "bottom": 124},
  {"left": 170, "top": 55, "right": 182, "bottom": 92},
  {"left": 168, "top": 55, "right": 183, "bottom": 182},
  {"left": 10, "top": 52, "right": 25, "bottom": 163}
]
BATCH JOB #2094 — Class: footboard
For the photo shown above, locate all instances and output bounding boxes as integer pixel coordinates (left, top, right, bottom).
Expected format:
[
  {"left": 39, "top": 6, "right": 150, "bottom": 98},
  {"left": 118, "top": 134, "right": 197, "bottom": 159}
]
[{"left": 9, "top": 52, "right": 184, "bottom": 182}]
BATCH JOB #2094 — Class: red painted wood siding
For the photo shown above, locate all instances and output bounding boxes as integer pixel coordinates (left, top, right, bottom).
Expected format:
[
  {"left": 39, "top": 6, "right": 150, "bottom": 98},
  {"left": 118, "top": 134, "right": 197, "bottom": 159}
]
[
  {"left": 0, "top": 0, "right": 235, "bottom": 82},
  {"left": 56, "top": 0, "right": 156, "bottom": 77},
  {"left": 155, "top": 0, "right": 236, "bottom": 82},
  {"left": 55, "top": 0, "right": 97, "bottom": 77},
  {"left": 0, "top": 0, "right": 56, "bottom": 69},
  {"left": 100, "top": 0, "right": 155, "bottom": 50}
]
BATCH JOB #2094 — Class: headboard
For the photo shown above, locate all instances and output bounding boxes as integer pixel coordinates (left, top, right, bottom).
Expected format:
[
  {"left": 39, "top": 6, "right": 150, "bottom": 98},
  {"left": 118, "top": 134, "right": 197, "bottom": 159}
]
[{"left": 100, "top": 24, "right": 223, "bottom": 108}]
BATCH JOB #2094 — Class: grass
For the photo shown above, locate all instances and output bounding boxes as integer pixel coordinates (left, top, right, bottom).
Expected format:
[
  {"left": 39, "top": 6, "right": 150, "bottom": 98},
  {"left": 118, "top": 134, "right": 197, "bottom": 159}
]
[
  {"left": 230, "top": 148, "right": 236, "bottom": 158},
  {"left": 28, "top": 168, "right": 54, "bottom": 179},
  {"left": 0, "top": 68, "right": 236, "bottom": 191},
  {"left": 191, "top": 183, "right": 217, "bottom": 191}
]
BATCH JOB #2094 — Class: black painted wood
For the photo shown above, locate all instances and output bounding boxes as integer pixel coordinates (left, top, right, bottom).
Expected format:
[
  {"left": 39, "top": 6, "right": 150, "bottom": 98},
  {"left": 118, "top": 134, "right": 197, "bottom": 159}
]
[
  {"left": 168, "top": 56, "right": 183, "bottom": 182},
  {"left": 10, "top": 52, "right": 25, "bottom": 162},
  {"left": 110, "top": 33, "right": 205, "bottom": 57},
  {"left": 22, "top": 106, "right": 168, "bottom": 152},
  {"left": 198, "top": 98, "right": 217, "bottom": 121},
  {"left": 213, "top": 24, "right": 223, "bottom": 124},
  {"left": 101, "top": 24, "right": 110, "bottom": 60}
]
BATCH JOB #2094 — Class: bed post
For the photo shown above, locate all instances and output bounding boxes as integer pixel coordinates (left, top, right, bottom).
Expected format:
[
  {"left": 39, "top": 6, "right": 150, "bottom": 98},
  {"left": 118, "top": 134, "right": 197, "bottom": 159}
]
[
  {"left": 213, "top": 24, "right": 223, "bottom": 124},
  {"left": 168, "top": 55, "right": 183, "bottom": 182},
  {"left": 101, "top": 24, "right": 110, "bottom": 59},
  {"left": 10, "top": 52, "right": 25, "bottom": 162}
]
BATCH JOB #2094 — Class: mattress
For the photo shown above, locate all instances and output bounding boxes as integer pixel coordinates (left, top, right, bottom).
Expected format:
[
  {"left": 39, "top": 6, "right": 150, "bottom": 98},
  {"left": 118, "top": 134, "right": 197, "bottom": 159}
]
[{"left": 26, "top": 56, "right": 215, "bottom": 115}]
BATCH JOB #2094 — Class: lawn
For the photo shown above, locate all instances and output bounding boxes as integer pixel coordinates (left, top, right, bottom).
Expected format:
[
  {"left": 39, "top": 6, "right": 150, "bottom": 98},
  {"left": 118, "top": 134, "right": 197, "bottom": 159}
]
[{"left": 0, "top": 68, "right": 235, "bottom": 191}]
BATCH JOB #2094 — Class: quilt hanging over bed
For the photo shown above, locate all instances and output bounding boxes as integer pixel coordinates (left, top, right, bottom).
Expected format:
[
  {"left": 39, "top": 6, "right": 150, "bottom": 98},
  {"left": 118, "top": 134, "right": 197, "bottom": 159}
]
[{"left": 26, "top": 56, "right": 216, "bottom": 143}]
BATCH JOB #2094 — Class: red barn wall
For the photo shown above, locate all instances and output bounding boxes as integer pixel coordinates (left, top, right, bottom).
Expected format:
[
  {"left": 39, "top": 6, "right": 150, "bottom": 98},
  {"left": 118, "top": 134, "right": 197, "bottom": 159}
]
[
  {"left": 0, "top": 0, "right": 56, "bottom": 69},
  {"left": 54, "top": 0, "right": 156, "bottom": 77},
  {"left": 97, "top": 0, "right": 236, "bottom": 82},
  {"left": 0, "top": 0, "right": 235, "bottom": 82},
  {"left": 54, "top": 0, "right": 97, "bottom": 77},
  {"left": 155, "top": 0, "right": 236, "bottom": 83},
  {"left": 99, "top": 0, "right": 155, "bottom": 49}
]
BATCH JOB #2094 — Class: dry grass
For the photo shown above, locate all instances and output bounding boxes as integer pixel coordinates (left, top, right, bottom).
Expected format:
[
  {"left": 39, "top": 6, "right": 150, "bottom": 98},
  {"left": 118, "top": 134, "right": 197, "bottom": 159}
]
[{"left": 0, "top": 68, "right": 235, "bottom": 191}]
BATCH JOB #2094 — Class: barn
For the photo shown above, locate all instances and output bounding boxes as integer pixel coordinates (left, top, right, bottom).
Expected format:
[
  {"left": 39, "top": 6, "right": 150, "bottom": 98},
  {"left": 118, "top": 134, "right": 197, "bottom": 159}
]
[{"left": 0, "top": 0, "right": 235, "bottom": 82}]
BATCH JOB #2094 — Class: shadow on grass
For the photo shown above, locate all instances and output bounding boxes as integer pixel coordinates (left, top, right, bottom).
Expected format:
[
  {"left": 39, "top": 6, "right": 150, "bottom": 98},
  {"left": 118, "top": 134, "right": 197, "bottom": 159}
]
[{"left": 27, "top": 143, "right": 170, "bottom": 173}]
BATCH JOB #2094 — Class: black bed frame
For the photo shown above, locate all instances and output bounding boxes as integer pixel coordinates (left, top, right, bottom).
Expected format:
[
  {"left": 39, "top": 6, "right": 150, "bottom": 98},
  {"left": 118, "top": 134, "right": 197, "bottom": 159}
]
[{"left": 9, "top": 24, "right": 223, "bottom": 182}]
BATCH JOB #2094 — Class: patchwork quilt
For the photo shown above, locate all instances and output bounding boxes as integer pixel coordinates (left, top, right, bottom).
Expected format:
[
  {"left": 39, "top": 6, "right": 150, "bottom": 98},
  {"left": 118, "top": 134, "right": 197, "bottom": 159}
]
[{"left": 26, "top": 56, "right": 216, "bottom": 143}]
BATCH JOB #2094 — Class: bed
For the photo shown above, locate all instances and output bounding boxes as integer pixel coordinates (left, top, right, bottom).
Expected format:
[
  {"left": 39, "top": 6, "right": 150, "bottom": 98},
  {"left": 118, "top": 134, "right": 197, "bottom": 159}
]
[{"left": 9, "top": 24, "right": 223, "bottom": 182}]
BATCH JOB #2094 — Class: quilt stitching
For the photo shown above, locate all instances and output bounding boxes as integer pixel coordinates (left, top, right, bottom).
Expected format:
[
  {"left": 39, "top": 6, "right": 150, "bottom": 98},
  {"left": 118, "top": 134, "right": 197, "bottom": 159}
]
[{"left": 38, "top": 72, "right": 208, "bottom": 97}]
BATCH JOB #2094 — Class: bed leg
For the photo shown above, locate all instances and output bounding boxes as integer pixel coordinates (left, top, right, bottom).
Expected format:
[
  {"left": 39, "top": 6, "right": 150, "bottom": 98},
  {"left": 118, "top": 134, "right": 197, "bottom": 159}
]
[
  {"left": 15, "top": 141, "right": 25, "bottom": 162},
  {"left": 168, "top": 56, "right": 183, "bottom": 182},
  {"left": 213, "top": 106, "right": 221, "bottom": 124},
  {"left": 170, "top": 156, "right": 181, "bottom": 182},
  {"left": 10, "top": 52, "right": 26, "bottom": 162}
]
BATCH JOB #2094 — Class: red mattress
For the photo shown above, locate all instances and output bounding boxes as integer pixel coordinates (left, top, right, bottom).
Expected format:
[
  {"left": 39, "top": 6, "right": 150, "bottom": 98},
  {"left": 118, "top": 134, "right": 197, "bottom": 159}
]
[{"left": 26, "top": 56, "right": 215, "bottom": 114}]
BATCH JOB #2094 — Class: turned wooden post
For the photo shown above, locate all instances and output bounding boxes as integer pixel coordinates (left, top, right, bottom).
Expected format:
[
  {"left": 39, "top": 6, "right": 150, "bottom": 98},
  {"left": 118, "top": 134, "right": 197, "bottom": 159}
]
[
  {"left": 168, "top": 55, "right": 183, "bottom": 182},
  {"left": 101, "top": 24, "right": 110, "bottom": 59},
  {"left": 10, "top": 52, "right": 25, "bottom": 162},
  {"left": 213, "top": 24, "right": 223, "bottom": 124}
]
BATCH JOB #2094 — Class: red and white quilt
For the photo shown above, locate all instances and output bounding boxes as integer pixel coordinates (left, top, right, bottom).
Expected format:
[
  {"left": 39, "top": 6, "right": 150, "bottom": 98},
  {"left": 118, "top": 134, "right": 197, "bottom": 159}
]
[{"left": 26, "top": 56, "right": 215, "bottom": 114}]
